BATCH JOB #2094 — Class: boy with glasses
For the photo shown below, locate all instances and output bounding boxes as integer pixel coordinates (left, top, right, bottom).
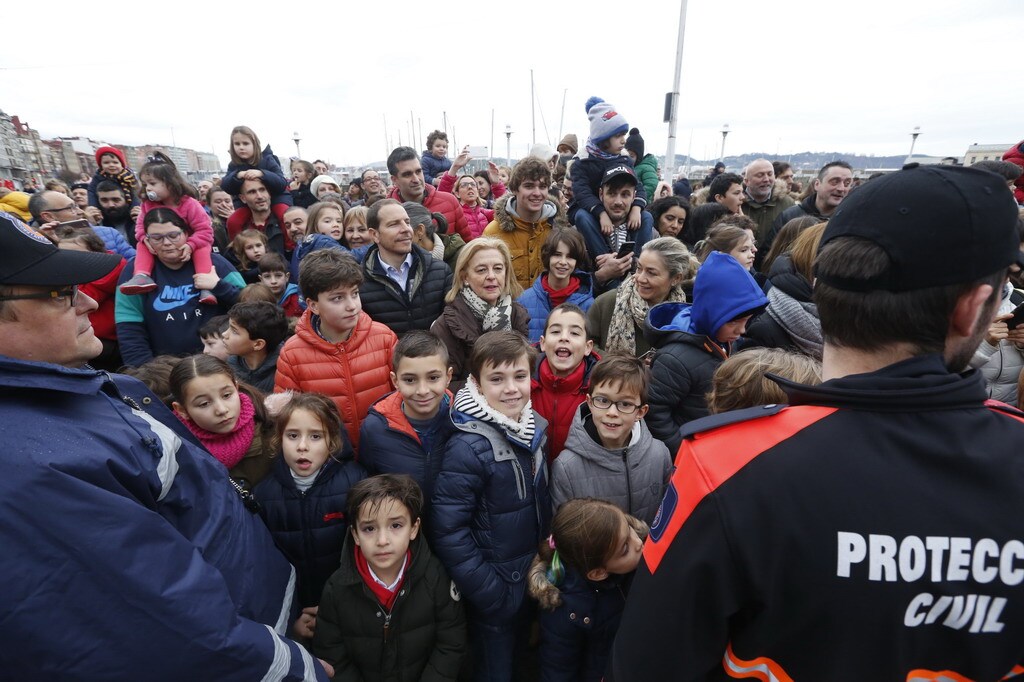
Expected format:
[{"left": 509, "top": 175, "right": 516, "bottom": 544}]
[{"left": 549, "top": 352, "right": 671, "bottom": 525}]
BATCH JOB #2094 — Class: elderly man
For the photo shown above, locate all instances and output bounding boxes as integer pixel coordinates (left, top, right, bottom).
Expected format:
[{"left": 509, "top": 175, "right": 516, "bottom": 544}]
[
  {"left": 611, "top": 165, "right": 1024, "bottom": 680},
  {"left": 0, "top": 212, "right": 329, "bottom": 681},
  {"left": 741, "top": 158, "right": 795, "bottom": 248}
]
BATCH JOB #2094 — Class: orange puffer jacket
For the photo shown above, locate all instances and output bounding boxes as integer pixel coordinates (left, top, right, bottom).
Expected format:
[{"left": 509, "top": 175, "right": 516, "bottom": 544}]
[{"left": 274, "top": 309, "right": 397, "bottom": 452}]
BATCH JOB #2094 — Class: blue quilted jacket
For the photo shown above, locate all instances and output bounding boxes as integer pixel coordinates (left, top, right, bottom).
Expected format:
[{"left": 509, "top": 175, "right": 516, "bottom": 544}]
[{"left": 517, "top": 271, "right": 595, "bottom": 343}]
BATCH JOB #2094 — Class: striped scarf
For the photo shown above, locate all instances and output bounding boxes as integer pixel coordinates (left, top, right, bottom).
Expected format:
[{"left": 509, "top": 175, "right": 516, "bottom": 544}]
[{"left": 453, "top": 377, "right": 535, "bottom": 449}]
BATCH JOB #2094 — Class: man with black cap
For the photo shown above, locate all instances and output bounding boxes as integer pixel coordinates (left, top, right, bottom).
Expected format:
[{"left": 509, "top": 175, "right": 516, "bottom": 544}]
[
  {"left": 610, "top": 165, "right": 1024, "bottom": 680},
  {"left": 0, "top": 211, "right": 331, "bottom": 680}
]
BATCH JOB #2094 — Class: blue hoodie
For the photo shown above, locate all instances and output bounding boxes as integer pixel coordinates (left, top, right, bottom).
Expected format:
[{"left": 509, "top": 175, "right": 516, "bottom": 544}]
[{"left": 656, "top": 251, "right": 767, "bottom": 343}]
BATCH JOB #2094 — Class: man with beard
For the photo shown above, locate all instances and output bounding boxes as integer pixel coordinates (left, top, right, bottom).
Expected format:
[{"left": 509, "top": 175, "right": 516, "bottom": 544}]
[
  {"left": 741, "top": 158, "right": 794, "bottom": 250},
  {"left": 227, "top": 176, "right": 290, "bottom": 257},
  {"left": 763, "top": 160, "right": 854, "bottom": 254},
  {"left": 610, "top": 165, "right": 1024, "bottom": 681},
  {"left": 96, "top": 180, "right": 140, "bottom": 247}
]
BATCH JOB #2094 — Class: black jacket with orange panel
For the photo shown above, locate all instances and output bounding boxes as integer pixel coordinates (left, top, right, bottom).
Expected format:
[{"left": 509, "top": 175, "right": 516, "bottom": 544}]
[{"left": 608, "top": 354, "right": 1024, "bottom": 681}]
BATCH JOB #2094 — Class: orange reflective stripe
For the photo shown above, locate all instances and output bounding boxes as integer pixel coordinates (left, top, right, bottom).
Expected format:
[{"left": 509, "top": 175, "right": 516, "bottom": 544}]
[
  {"left": 643, "top": 405, "right": 836, "bottom": 574},
  {"left": 722, "top": 644, "right": 794, "bottom": 682},
  {"left": 906, "top": 671, "right": 974, "bottom": 682},
  {"left": 1001, "top": 665, "right": 1024, "bottom": 680}
]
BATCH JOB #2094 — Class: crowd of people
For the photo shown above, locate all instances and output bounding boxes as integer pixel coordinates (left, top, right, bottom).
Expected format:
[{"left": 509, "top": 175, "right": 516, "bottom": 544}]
[{"left": 3, "top": 102, "right": 1024, "bottom": 681}]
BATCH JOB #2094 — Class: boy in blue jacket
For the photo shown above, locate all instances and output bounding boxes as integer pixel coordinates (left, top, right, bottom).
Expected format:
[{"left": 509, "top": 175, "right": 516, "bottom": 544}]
[
  {"left": 430, "top": 331, "right": 549, "bottom": 682},
  {"left": 360, "top": 331, "right": 457, "bottom": 525}
]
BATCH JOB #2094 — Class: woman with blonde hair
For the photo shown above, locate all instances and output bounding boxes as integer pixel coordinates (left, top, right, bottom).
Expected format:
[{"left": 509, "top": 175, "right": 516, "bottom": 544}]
[
  {"left": 430, "top": 238, "right": 530, "bottom": 386},
  {"left": 742, "top": 223, "right": 827, "bottom": 359}
]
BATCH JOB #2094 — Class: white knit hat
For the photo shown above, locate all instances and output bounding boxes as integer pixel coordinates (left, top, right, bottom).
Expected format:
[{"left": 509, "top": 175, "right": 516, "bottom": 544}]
[{"left": 586, "top": 97, "right": 629, "bottom": 146}]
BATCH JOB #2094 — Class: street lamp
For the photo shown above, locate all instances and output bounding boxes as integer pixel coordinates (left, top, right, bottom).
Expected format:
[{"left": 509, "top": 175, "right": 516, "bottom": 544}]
[
  {"left": 292, "top": 131, "right": 301, "bottom": 158},
  {"left": 719, "top": 124, "right": 730, "bottom": 165},
  {"left": 505, "top": 125, "right": 513, "bottom": 167},
  {"left": 908, "top": 126, "right": 921, "bottom": 159}
]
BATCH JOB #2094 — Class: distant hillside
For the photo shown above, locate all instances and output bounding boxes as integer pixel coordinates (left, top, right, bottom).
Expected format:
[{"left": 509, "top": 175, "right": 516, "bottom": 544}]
[{"left": 671, "top": 151, "right": 907, "bottom": 173}]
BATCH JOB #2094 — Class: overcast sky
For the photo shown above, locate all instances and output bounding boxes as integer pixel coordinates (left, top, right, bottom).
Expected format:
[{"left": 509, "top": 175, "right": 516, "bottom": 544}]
[{"left": 2, "top": 0, "right": 1021, "bottom": 169}]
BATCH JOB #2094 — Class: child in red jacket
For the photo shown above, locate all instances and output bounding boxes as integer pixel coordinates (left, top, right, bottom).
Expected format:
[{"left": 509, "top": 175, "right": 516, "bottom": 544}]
[{"left": 531, "top": 304, "right": 599, "bottom": 464}]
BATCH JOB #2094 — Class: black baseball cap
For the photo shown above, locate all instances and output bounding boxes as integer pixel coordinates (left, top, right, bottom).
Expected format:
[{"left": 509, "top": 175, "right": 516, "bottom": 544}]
[
  {"left": 0, "top": 212, "right": 120, "bottom": 286},
  {"left": 817, "top": 164, "right": 1022, "bottom": 292},
  {"left": 601, "top": 164, "right": 638, "bottom": 188}
]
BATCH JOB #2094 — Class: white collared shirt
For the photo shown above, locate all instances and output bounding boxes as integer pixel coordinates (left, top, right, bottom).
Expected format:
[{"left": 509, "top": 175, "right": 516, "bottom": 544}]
[
  {"left": 383, "top": 252, "right": 414, "bottom": 292},
  {"left": 367, "top": 553, "right": 409, "bottom": 591}
]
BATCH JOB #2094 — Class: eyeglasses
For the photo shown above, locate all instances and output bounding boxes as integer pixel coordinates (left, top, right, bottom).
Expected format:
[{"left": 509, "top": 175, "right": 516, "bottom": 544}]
[
  {"left": 146, "top": 230, "right": 185, "bottom": 244},
  {"left": 363, "top": 175, "right": 381, "bottom": 182},
  {"left": 590, "top": 395, "right": 642, "bottom": 414},
  {"left": 0, "top": 285, "right": 78, "bottom": 307},
  {"left": 48, "top": 203, "right": 78, "bottom": 214}
]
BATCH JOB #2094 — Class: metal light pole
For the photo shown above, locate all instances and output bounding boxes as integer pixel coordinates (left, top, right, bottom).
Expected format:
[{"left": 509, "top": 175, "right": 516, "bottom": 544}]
[
  {"left": 664, "top": 0, "right": 689, "bottom": 183},
  {"left": 908, "top": 126, "right": 921, "bottom": 159},
  {"left": 719, "top": 124, "right": 730, "bottom": 165},
  {"left": 292, "top": 131, "right": 301, "bottom": 158},
  {"left": 505, "top": 125, "right": 513, "bottom": 167}
]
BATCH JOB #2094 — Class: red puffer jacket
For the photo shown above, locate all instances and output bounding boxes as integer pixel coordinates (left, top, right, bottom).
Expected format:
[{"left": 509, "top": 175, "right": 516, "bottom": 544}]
[
  {"left": 389, "top": 184, "right": 470, "bottom": 243},
  {"left": 81, "top": 254, "right": 126, "bottom": 341},
  {"left": 274, "top": 309, "right": 397, "bottom": 451}
]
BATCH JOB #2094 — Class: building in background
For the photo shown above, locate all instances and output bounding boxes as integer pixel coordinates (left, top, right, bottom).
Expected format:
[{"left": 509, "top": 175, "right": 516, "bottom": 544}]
[{"left": 962, "top": 143, "right": 1014, "bottom": 166}]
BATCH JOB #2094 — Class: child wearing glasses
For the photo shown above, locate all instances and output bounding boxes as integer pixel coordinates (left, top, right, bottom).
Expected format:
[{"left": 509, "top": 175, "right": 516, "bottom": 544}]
[{"left": 549, "top": 352, "right": 671, "bottom": 526}]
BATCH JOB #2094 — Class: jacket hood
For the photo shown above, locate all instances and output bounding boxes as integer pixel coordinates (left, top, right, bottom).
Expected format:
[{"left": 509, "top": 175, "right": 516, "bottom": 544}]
[
  {"left": 493, "top": 193, "right": 568, "bottom": 233},
  {"left": 562, "top": 403, "right": 651, "bottom": 470},
  {"left": 766, "top": 254, "right": 812, "bottom": 302},
  {"left": 690, "top": 252, "right": 767, "bottom": 338},
  {"left": 279, "top": 282, "right": 300, "bottom": 305}
]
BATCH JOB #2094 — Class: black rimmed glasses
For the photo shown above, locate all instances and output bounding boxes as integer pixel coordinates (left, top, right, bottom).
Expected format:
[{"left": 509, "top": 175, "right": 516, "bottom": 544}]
[
  {"left": 0, "top": 285, "right": 79, "bottom": 307},
  {"left": 590, "top": 395, "right": 642, "bottom": 414},
  {"left": 145, "top": 230, "right": 185, "bottom": 244}
]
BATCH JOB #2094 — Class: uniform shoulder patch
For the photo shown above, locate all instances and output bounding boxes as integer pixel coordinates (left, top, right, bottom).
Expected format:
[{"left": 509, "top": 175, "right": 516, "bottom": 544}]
[{"left": 680, "top": 403, "right": 787, "bottom": 441}]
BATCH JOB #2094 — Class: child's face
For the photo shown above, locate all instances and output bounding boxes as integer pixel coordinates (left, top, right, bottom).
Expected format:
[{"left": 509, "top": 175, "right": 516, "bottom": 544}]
[
  {"left": 477, "top": 356, "right": 531, "bottom": 420},
  {"left": 281, "top": 407, "right": 331, "bottom": 477},
  {"left": 258, "top": 269, "right": 289, "bottom": 296},
  {"left": 283, "top": 210, "right": 307, "bottom": 243},
  {"left": 173, "top": 373, "right": 241, "bottom": 434},
  {"left": 715, "top": 315, "right": 752, "bottom": 345},
  {"left": 232, "top": 133, "right": 255, "bottom": 162},
  {"left": 546, "top": 240, "right": 577, "bottom": 285},
  {"left": 390, "top": 354, "right": 452, "bottom": 421},
  {"left": 587, "top": 380, "right": 647, "bottom": 450},
  {"left": 352, "top": 497, "right": 420, "bottom": 582},
  {"left": 100, "top": 153, "right": 124, "bottom": 175},
  {"left": 142, "top": 175, "right": 169, "bottom": 202},
  {"left": 498, "top": 168, "right": 511, "bottom": 185},
  {"left": 201, "top": 332, "right": 230, "bottom": 360},
  {"left": 604, "top": 133, "right": 627, "bottom": 155},
  {"left": 308, "top": 284, "right": 362, "bottom": 340},
  {"left": 599, "top": 514, "right": 644, "bottom": 577},
  {"left": 540, "top": 309, "right": 593, "bottom": 377},
  {"left": 344, "top": 221, "right": 371, "bottom": 248},
  {"left": 430, "top": 139, "right": 448, "bottom": 159},
  {"left": 292, "top": 166, "right": 311, "bottom": 184},
  {"left": 316, "top": 209, "right": 343, "bottom": 241},
  {"left": 244, "top": 239, "right": 266, "bottom": 263},
  {"left": 728, "top": 230, "right": 757, "bottom": 271},
  {"left": 223, "top": 319, "right": 257, "bottom": 357}
]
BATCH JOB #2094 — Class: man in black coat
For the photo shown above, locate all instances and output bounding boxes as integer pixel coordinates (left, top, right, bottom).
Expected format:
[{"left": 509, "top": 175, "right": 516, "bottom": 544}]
[{"left": 360, "top": 199, "right": 452, "bottom": 336}]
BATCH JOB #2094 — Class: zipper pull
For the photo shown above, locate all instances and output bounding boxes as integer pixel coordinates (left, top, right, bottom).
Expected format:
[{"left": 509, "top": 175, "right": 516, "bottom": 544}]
[{"left": 383, "top": 611, "right": 392, "bottom": 642}]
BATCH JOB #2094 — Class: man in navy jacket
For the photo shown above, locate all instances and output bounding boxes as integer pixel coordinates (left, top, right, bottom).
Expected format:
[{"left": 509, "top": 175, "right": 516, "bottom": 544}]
[{"left": 0, "top": 212, "right": 330, "bottom": 680}]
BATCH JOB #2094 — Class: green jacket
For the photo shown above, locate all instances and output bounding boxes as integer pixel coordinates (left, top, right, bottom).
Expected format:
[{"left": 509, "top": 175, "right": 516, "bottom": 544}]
[
  {"left": 313, "top": 532, "right": 467, "bottom": 681},
  {"left": 634, "top": 154, "right": 660, "bottom": 202}
]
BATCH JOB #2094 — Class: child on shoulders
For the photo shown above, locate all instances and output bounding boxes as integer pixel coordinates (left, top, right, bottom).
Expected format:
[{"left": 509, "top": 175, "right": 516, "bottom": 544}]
[
  {"left": 421, "top": 130, "right": 452, "bottom": 187},
  {"left": 549, "top": 353, "right": 671, "bottom": 526},
  {"left": 313, "top": 474, "right": 466, "bottom": 680},
  {"left": 87, "top": 146, "right": 139, "bottom": 209}
]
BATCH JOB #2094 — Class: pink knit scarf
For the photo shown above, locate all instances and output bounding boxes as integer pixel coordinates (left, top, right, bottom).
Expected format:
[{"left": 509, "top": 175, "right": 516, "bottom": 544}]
[{"left": 180, "top": 391, "right": 256, "bottom": 470}]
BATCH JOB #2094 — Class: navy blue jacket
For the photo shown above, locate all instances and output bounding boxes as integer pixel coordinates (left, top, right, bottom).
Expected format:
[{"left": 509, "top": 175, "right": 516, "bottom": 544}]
[
  {"left": 517, "top": 271, "right": 596, "bottom": 343},
  {"left": 421, "top": 152, "right": 452, "bottom": 186},
  {"left": 359, "top": 391, "right": 456, "bottom": 522},
  {"left": 569, "top": 154, "right": 647, "bottom": 223},
  {"left": 223, "top": 145, "right": 292, "bottom": 208},
  {"left": 430, "top": 409, "right": 549, "bottom": 623},
  {"left": 255, "top": 449, "right": 367, "bottom": 607},
  {"left": 537, "top": 569, "right": 633, "bottom": 682},
  {"left": 0, "top": 358, "right": 324, "bottom": 680}
]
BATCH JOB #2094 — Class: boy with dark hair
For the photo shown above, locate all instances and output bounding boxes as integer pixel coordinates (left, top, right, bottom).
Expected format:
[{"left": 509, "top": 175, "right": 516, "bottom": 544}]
[
  {"left": 549, "top": 352, "right": 670, "bottom": 526},
  {"left": 313, "top": 474, "right": 466, "bottom": 680},
  {"left": 275, "top": 249, "right": 397, "bottom": 450},
  {"left": 360, "top": 331, "right": 457, "bottom": 520},
  {"left": 257, "top": 251, "right": 301, "bottom": 318},
  {"left": 531, "top": 304, "right": 599, "bottom": 463},
  {"left": 199, "top": 315, "right": 230, "bottom": 360},
  {"left": 224, "top": 301, "right": 290, "bottom": 393},
  {"left": 430, "top": 331, "right": 549, "bottom": 682}
]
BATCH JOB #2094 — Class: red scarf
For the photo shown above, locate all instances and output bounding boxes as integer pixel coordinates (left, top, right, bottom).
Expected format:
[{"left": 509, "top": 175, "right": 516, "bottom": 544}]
[
  {"left": 541, "top": 274, "right": 581, "bottom": 308},
  {"left": 179, "top": 391, "right": 256, "bottom": 470},
  {"left": 354, "top": 545, "right": 410, "bottom": 611}
]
